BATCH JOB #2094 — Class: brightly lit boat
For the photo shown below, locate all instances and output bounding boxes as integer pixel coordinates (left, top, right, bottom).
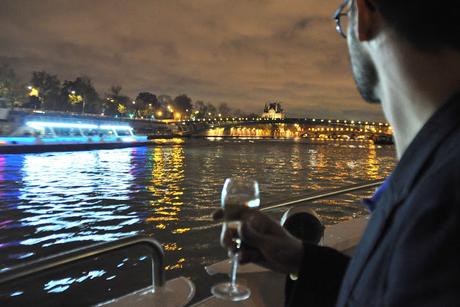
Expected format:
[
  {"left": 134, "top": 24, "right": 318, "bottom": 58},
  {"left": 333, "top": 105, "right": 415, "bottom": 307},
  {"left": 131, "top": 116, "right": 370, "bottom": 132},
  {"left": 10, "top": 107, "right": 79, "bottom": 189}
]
[{"left": 0, "top": 120, "right": 149, "bottom": 154}]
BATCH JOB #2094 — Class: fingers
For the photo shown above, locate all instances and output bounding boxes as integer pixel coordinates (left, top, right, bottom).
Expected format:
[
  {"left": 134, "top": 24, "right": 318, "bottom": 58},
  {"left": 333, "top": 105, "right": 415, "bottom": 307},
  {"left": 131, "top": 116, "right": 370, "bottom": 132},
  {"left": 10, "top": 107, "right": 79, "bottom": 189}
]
[
  {"left": 239, "top": 245, "right": 263, "bottom": 264},
  {"left": 212, "top": 209, "right": 224, "bottom": 221},
  {"left": 220, "top": 223, "right": 239, "bottom": 251},
  {"left": 240, "top": 220, "right": 268, "bottom": 248}
]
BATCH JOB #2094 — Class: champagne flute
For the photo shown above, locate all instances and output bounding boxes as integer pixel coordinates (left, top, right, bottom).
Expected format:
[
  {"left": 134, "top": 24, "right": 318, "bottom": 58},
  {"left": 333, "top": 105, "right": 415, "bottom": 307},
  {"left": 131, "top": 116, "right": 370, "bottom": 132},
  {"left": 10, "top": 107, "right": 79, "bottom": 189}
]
[{"left": 211, "top": 178, "right": 260, "bottom": 301}]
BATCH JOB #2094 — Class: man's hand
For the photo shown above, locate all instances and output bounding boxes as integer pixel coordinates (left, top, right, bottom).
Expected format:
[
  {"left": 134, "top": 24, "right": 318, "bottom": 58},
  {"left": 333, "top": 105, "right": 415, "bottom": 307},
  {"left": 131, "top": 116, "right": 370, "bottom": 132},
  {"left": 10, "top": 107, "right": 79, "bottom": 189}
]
[{"left": 213, "top": 207, "right": 304, "bottom": 275}]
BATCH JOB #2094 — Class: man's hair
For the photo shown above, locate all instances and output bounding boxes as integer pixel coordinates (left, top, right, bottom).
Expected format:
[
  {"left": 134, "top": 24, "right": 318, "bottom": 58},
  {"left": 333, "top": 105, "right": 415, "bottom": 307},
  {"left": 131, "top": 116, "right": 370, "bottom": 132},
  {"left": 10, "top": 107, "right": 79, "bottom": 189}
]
[{"left": 374, "top": 1, "right": 460, "bottom": 52}]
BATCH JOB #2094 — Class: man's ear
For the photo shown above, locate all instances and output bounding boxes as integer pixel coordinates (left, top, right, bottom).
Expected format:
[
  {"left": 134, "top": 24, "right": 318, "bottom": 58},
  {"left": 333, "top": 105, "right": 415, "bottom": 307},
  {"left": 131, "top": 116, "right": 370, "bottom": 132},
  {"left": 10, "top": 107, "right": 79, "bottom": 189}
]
[{"left": 355, "top": 0, "right": 379, "bottom": 42}]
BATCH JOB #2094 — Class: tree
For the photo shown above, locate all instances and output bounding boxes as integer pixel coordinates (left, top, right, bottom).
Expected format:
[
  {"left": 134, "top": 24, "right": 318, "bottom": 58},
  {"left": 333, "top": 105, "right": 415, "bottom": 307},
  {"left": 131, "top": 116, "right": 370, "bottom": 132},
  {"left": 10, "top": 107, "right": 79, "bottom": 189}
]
[
  {"left": 218, "top": 102, "right": 232, "bottom": 117},
  {"left": 103, "top": 85, "right": 131, "bottom": 116},
  {"left": 61, "top": 77, "right": 101, "bottom": 113},
  {"left": 194, "top": 100, "right": 206, "bottom": 118},
  {"left": 110, "top": 85, "right": 122, "bottom": 97},
  {"left": 206, "top": 102, "right": 217, "bottom": 117},
  {"left": 0, "top": 64, "right": 25, "bottom": 107},
  {"left": 30, "top": 71, "right": 61, "bottom": 110},
  {"left": 135, "top": 92, "right": 160, "bottom": 117},
  {"left": 173, "top": 94, "right": 193, "bottom": 116},
  {"left": 158, "top": 95, "right": 173, "bottom": 106},
  {"left": 233, "top": 108, "right": 245, "bottom": 117}
]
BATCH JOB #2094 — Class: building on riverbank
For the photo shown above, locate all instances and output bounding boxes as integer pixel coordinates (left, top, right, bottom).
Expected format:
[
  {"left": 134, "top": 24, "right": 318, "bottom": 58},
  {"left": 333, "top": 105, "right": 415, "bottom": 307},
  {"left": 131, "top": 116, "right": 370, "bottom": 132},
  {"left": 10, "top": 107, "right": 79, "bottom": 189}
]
[{"left": 262, "top": 102, "right": 285, "bottom": 119}]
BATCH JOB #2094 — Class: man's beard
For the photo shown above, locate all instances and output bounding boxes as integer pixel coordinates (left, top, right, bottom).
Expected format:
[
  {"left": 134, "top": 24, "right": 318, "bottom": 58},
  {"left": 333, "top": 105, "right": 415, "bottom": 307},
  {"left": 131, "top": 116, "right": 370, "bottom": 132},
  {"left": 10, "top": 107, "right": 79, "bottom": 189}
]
[{"left": 348, "top": 23, "right": 381, "bottom": 104}]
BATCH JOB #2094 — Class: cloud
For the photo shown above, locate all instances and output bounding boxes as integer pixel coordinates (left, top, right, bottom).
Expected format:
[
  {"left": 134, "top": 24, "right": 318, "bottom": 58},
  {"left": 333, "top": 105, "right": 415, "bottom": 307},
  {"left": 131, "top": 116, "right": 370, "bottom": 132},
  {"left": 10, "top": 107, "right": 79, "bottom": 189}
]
[{"left": 0, "top": 0, "right": 385, "bottom": 121}]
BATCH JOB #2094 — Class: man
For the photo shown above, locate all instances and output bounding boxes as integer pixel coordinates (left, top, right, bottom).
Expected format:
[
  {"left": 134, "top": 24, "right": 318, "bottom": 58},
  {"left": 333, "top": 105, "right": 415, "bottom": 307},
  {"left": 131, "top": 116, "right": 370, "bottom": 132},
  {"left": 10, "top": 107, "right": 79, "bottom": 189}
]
[{"left": 215, "top": 0, "right": 460, "bottom": 306}]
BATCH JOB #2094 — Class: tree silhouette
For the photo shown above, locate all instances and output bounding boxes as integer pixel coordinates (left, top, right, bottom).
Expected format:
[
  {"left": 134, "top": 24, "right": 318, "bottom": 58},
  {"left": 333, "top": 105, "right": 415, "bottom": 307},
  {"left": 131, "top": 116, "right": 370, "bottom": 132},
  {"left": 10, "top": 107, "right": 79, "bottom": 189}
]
[
  {"left": 0, "top": 64, "right": 25, "bottom": 107},
  {"left": 135, "top": 92, "right": 160, "bottom": 117},
  {"left": 30, "top": 71, "right": 61, "bottom": 110},
  {"left": 104, "top": 85, "right": 131, "bottom": 116},
  {"left": 61, "top": 77, "right": 101, "bottom": 113},
  {"left": 173, "top": 94, "right": 193, "bottom": 115}
]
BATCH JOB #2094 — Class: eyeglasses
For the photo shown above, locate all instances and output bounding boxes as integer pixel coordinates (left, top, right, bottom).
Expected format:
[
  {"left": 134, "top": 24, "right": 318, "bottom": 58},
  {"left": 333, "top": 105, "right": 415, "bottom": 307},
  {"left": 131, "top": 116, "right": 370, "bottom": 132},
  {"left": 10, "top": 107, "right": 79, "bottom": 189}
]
[{"left": 333, "top": 0, "right": 350, "bottom": 38}]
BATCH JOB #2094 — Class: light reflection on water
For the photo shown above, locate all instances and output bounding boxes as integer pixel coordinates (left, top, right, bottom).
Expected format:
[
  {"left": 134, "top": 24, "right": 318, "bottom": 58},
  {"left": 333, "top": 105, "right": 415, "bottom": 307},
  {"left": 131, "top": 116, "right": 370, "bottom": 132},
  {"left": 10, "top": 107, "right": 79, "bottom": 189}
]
[
  {"left": 9, "top": 150, "right": 141, "bottom": 257},
  {"left": 43, "top": 270, "right": 107, "bottom": 293},
  {"left": 0, "top": 139, "right": 396, "bottom": 285}
]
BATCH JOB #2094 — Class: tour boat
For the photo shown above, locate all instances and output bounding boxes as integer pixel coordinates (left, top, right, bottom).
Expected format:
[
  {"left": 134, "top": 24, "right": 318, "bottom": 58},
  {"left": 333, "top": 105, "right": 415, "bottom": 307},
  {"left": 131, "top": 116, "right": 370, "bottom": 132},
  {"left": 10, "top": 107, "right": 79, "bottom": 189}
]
[{"left": 0, "top": 120, "right": 150, "bottom": 154}]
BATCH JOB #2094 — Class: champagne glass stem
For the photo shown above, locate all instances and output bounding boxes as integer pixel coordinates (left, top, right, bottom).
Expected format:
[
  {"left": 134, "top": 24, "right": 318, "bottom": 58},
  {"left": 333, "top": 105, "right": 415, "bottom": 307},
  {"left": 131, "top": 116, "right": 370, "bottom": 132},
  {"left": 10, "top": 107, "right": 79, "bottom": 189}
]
[{"left": 230, "top": 251, "right": 239, "bottom": 290}]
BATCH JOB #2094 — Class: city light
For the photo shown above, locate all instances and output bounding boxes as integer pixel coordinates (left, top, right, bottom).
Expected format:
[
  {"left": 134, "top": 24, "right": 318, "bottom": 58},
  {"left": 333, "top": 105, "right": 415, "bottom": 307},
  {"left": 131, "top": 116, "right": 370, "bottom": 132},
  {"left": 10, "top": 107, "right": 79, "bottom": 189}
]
[{"left": 27, "top": 86, "right": 39, "bottom": 97}]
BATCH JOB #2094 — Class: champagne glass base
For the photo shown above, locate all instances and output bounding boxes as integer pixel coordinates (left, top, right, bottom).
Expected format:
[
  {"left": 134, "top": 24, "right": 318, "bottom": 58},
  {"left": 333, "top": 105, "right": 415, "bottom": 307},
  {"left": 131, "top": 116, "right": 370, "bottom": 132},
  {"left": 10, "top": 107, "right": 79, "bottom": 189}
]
[{"left": 211, "top": 282, "right": 251, "bottom": 301}]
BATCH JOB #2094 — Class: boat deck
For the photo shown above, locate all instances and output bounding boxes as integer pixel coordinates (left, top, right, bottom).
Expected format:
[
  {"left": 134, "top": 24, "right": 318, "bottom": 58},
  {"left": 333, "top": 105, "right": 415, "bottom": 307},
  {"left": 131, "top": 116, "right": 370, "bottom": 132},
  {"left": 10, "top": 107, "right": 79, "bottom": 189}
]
[{"left": 193, "top": 217, "right": 368, "bottom": 306}]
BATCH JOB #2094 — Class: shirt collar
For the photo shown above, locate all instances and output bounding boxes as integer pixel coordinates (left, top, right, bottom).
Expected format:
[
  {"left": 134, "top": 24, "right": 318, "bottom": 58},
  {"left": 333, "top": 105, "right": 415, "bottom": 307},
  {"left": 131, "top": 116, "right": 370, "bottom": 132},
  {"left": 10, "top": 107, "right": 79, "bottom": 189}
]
[
  {"left": 362, "top": 177, "right": 391, "bottom": 212},
  {"left": 364, "top": 90, "right": 460, "bottom": 211}
]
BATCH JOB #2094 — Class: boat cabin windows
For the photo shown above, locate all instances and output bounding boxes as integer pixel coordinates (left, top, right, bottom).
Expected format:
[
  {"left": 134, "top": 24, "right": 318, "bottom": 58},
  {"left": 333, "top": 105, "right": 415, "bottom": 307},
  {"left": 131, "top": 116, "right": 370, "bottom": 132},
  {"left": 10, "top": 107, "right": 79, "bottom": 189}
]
[
  {"left": 81, "top": 128, "right": 99, "bottom": 137},
  {"left": 35, "top": 127, "right": 54, "bottom": 137},
  {"left": 99, "top": 129, "right": 115, "bottom": 137},
  {"left": 115, "top": 129, "right": 132, "bottom": 136},
  {"left": 52, "top": 127, "right": 83, "bottom": 137}
]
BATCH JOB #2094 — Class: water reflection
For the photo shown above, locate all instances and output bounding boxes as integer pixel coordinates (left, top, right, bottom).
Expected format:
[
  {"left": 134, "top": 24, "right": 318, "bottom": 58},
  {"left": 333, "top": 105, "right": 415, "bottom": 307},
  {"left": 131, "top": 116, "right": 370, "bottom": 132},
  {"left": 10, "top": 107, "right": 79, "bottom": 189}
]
[
  {"left": 147, "top": 145, "right": 185, "bottom": 226},
  {"left": 18, "top": 150, "right": 139, "bottom": 244},
  {"left": 146, "top": 145, "right": 187, "bottom": 271},
  {"left": 43, "top": 270, "right": 107, "bottom": 293},
  {"left": 0, "top": 139, "right": 397, "bottom": 284},
  {"left": 0, "top": 149, "right": 141, "bottom": 265},
  {"left": 367, "top": 143, "right": 380, "bottom": 179}
]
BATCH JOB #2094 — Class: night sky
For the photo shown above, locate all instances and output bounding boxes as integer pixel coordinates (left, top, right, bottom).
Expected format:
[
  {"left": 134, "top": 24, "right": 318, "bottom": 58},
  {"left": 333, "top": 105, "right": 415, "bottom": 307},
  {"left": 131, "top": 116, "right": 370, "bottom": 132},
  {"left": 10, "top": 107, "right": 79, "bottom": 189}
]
[{"left": 0, "top": 0, "right": 384, "bottom": 120}]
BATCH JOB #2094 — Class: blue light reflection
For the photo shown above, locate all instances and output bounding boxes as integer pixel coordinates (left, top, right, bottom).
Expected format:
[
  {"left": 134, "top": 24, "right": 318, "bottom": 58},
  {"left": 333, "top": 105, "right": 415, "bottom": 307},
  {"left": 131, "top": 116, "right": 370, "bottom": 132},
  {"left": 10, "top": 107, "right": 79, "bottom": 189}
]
[
  {"left": 0, "top": 149, "right": 143, "bottom": 265},
  {"left": 43, "top": 270, "right": 107, "bottom": 294}
]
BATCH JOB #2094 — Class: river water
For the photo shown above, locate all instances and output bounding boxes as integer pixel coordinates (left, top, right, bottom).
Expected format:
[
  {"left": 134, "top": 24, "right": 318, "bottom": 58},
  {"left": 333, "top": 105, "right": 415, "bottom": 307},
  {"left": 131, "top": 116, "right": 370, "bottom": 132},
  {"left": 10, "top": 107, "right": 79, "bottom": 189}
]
[{"left": 0, "top": 138, "right": 396, "bottom": 302}]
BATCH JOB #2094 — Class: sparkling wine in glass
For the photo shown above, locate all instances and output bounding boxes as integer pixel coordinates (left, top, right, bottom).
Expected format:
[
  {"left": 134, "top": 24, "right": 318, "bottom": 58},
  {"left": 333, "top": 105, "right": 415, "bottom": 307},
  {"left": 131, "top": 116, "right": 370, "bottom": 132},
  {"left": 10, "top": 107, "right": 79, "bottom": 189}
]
[{"left": 211, "top": 178, "right": 260, "bottom": 301}]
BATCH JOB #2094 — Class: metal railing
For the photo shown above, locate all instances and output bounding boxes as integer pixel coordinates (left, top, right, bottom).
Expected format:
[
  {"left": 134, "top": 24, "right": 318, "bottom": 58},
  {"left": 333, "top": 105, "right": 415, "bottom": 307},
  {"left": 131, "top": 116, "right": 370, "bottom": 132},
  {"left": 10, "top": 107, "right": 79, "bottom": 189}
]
[
  {"left": 0, "top": 235, "right": 165, "bottom": 289},
  {"left": 261, "top": 180, "right": 383, "bottom": 212}
]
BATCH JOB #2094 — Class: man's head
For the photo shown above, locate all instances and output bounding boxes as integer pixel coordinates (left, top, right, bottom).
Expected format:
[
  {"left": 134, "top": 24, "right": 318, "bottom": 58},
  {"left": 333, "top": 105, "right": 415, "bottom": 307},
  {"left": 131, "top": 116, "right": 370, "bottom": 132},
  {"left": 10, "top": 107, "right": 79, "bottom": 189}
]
[{"left": 337, "top": 0, "right": 460, "bottom": 104}]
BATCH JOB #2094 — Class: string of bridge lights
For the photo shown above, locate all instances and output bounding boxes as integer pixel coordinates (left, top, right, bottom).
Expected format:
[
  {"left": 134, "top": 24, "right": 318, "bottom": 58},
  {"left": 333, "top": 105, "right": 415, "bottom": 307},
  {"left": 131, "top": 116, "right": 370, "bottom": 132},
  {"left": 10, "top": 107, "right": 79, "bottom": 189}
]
[{"left": 177, "top": 117, "right": 391, "bottom": 128}]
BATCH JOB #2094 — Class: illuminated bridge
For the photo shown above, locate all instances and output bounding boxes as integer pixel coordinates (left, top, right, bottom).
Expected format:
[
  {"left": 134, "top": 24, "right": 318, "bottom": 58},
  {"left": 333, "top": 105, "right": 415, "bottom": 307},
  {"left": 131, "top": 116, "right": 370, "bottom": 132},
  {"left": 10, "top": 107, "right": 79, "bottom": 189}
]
[{"left": 173, "top": 117, "right": 393, "bottom": 142}]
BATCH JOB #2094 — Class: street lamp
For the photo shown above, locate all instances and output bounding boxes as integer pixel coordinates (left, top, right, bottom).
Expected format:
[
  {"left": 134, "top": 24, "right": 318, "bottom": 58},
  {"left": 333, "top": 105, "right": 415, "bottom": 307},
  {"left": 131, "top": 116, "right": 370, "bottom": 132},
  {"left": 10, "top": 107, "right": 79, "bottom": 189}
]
[
  {"left": 68, "top": 90, "right": 85, "bottom": 114},
  {"left": 27, "top": 86, "right": 39, "bottom": 97}
]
